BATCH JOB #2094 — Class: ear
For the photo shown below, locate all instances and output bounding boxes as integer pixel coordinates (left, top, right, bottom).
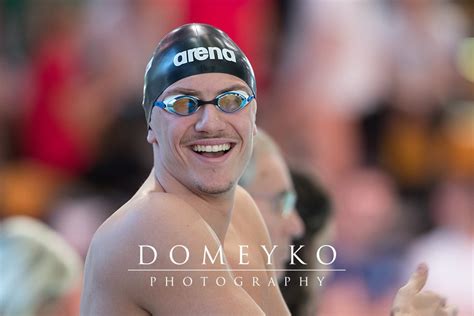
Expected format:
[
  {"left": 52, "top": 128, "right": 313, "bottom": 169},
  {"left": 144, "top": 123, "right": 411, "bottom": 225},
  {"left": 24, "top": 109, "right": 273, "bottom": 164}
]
[
  {"left": 147, "top": 127, "right": 158, "bottom": 144},
  {"left": 253, "top": 124, "right": 258, "bottom": 137}
]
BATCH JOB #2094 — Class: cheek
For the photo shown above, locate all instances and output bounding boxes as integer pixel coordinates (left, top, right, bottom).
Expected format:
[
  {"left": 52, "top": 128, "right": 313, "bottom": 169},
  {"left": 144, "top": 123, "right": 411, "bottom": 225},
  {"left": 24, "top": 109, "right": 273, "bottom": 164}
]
[
  {"left": 234, "top": 109, "right": 256, "bottom": 134},
  {"left": 156, "top": 117, "right": 188, "bottom": 147},
  {"left": 234, "top": 116, "right": 257, "bottom": 156},
  {"left": 267, "top": 215, "right": 288, "bottom": 242},
  {"left": 260, "top": 209, "right": 281, "bottom": 237}
]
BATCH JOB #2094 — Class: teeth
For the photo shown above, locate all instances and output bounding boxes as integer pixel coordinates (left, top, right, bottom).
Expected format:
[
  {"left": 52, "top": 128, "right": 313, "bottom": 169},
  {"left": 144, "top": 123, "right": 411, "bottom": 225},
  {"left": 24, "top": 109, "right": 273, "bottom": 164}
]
[{"left": 192, "top": 143, "right": 231, "bottom": 153}]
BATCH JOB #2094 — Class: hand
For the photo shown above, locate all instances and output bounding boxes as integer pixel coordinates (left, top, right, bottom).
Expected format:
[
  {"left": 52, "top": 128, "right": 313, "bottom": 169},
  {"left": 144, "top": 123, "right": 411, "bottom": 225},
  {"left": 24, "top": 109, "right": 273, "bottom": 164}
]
[{"left": 391, "top": 263, "right": 457, "bottom": 316}]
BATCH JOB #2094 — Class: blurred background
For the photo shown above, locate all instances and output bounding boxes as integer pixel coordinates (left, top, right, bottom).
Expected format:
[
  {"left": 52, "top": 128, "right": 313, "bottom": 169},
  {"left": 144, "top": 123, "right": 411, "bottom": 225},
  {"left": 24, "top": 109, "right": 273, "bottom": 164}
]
[{"left": 0, "top": 0, "right": 472, "bottom": 315}]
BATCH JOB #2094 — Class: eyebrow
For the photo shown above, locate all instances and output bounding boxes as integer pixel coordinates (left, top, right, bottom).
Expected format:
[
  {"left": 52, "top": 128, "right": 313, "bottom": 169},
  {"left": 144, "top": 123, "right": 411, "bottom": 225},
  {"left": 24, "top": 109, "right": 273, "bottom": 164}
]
[
  {"left": 217, "top": 84, "right": 251, "bottom": 95},
  {"left": 163, "top": 83, "right": 251, "bottom": 99}
]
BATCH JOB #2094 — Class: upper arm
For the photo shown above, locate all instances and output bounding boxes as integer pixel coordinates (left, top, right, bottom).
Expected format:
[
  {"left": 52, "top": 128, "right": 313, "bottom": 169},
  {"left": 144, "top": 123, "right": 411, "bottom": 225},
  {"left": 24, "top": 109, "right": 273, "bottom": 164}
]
[{"left": 80, "top": 223, "right": 150, "bottom": 316}]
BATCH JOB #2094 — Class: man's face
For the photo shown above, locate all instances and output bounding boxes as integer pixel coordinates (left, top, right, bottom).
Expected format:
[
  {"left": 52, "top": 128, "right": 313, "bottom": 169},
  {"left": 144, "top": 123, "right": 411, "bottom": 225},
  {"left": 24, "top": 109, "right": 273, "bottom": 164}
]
[
  {"left": 148, "top": 73, "right": 257, "bottom": 196},
  {"left": 247, "top": 152, "right": 304, "bottom": 278}
]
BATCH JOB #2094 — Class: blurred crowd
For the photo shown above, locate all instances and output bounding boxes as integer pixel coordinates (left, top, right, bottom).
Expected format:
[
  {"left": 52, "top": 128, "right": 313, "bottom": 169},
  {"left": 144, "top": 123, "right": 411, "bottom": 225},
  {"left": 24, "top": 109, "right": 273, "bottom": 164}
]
[{"left": 0, "top": 0, "right": 473, "bottom": 315}]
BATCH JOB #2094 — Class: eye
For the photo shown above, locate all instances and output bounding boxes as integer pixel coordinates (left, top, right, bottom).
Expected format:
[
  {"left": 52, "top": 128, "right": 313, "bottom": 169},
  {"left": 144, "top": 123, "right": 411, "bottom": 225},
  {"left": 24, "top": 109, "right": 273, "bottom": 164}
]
[
  {"left": 172, "top": 97, "right": 198, "bottom": 115},
  {"left": 218, "top": 93, "right": 245, "bottom": 112}
]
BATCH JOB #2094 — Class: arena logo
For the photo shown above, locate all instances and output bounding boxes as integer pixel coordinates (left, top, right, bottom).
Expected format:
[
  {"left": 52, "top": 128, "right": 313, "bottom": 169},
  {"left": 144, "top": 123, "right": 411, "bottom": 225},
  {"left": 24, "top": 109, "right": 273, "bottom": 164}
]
[{"left": 173, "top": 46, "right": 237, "bottom": 66}]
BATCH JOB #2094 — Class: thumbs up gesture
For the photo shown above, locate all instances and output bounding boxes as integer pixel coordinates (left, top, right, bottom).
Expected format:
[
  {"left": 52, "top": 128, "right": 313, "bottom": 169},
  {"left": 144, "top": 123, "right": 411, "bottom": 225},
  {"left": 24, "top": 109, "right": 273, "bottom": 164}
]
[{"left": 391, "top": 263, "right": 457, "bottom": 316}]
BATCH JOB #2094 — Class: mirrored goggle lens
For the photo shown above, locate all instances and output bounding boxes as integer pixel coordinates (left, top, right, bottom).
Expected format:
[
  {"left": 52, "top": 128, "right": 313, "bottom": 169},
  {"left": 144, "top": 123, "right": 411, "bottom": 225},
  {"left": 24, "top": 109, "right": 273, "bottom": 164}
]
[
  {"left": 217, "top": 93, "right": 246, "bottom": 113},
  {"left": 172, "top": 97, "right": 199, "bottom": 115}
]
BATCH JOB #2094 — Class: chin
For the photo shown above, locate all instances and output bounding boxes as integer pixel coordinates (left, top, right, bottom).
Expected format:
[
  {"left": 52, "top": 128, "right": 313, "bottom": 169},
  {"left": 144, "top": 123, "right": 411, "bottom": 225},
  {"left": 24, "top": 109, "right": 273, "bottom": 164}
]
[{"left": 196, "top": 180, "right": 235, "bottom": 195}]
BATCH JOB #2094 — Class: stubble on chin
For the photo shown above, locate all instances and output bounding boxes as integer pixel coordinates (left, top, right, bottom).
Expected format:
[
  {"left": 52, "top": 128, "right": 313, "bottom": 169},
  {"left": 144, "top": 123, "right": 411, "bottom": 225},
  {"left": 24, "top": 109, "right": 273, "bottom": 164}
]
[{"left": 196, "top": 180, "right": 235, "bottom": 195}]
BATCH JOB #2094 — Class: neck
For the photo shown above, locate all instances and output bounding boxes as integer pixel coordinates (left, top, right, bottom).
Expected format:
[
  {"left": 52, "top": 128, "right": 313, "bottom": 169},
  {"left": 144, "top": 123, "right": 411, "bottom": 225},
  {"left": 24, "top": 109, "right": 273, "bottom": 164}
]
[{"left": 149, "top": 167, "right": 235, "bottom": 243}]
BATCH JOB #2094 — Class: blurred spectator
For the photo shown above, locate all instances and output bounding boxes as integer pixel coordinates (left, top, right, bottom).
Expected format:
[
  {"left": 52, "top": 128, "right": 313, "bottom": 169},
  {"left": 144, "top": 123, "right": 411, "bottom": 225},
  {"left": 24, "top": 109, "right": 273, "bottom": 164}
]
[
  {"left": 17, "top": 0, "right": 185, "bottom": 176},
  {"left": 402, "top": 179, "right": 474, "bottom": 316},
  {"left": 378, "top": 108, "right": 440, "bottom": 192},
  {"left": 20, "top": 1, "right": 92, "bottom": 174},
  {"left": 333, "top": 168, "right": 399, "bottom": 256},
  {"left": 240, "top": 130, "right": 334, "bottom": 315},
  {"left": 263, "top": 0, "right": 469, "bottom": 192},
  {"left": 373, "top": 0, "right": 469, "bottom": 196},
  {"left": 318, "top": 168, "right": 403, "bottom": 316},
  {"left": 0, "top": 216, "right": 83, "bottom": 316},
  {"left": 389, "top": 0, "right": 468, "bottom": 112},
  {"left": 282, "top": 169, "right": 333, "bottom": 316},
  {"left": 436, "top": 101, "right": 474, "bottom": 179},
  {"left": 239, "top": 129, "right": 305, "bottom": 279},
  {"left": 262, "top": 0, "right": 390, "bottom": 185},
  {"left": 1, "top": 0, "right": 185, "bottom": 217},
  {"left": 377, "top": 99, "right": 474, "bottom": 198}
]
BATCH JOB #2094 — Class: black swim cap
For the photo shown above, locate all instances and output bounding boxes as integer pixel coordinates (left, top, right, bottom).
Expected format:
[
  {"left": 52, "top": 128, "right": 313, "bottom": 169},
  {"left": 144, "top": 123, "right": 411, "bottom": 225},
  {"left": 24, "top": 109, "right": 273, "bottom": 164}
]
[{"left": 142, "top": 23, "right": 257, "bottom": 123}]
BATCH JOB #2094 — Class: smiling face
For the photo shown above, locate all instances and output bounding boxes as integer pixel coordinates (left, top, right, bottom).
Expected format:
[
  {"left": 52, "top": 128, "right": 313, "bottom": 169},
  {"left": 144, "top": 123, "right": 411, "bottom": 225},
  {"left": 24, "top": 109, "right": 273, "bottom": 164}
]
[{"left": 147, "top": 73, "right": 257, "bottom": 196}]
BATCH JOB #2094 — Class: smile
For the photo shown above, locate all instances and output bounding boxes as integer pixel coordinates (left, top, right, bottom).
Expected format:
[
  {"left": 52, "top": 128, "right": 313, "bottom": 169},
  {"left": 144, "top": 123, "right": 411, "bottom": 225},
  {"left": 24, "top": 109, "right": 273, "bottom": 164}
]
[
  {"left": 193, "top": 143, "right": 231, "bottom": 153},
  {"left": 190, "top": 142, "right": 234, "bottom": 158}
]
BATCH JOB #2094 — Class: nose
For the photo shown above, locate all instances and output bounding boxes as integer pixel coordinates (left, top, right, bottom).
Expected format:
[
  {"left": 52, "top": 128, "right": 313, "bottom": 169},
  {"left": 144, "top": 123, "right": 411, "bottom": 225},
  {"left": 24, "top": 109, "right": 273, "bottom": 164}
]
[
  {"left": 284, "top": 209, "right": 305, "bottom": 239},
  {"left": 194, "top": 104, "right": 226, "bottom": 133}
]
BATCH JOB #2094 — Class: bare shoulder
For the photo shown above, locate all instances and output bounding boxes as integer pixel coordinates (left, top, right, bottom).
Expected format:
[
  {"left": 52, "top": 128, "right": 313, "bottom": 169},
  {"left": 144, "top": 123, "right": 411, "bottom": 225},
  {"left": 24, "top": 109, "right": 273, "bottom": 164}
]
[
  {"left": 81, "top": 193, "right": 208, "bottom": 314},
  {"left": 86, "top": 192, "right": 205, "bottom": 267},
  {"left": 83, "top": 191, "right": 212, "bottom": 276},
  {"left": 81, "top": 192, "right": 265, "bottom": 315},
  {"left": 98, "top": 192, "right": 207, "bottom": 245}
]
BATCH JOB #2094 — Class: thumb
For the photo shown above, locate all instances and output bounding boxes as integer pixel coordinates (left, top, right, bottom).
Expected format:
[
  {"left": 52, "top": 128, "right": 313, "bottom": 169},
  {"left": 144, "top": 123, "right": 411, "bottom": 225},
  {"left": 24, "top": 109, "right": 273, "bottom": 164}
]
[{"left": 400, "top": 263, "right": 429, "bottom": 296}]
